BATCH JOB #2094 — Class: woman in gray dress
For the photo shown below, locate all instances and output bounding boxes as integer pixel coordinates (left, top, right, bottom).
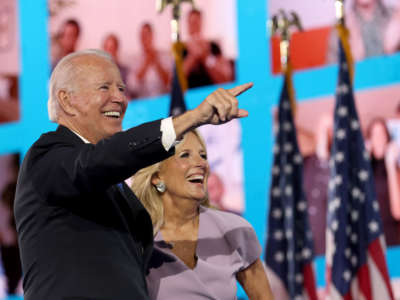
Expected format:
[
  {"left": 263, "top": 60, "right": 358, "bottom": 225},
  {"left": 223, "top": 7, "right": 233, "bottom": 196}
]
[{"left": 131, "top": 130, "right": 273, "bottom": 300}]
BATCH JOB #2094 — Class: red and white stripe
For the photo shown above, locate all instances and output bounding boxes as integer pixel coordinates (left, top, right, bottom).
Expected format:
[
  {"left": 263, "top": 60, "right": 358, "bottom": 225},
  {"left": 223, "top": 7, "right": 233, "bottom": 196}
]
[
  {"left": 326, "top": 231, "right": 394, "bottom": 300},
  {"left": 265, "top": 263, "right": 318, "bottom": 300}
]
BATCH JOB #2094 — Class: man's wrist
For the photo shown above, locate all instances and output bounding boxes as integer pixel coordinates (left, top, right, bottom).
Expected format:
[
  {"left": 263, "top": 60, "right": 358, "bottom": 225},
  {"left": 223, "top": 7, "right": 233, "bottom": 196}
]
[{"left": 172, "top": 109, "right": 200, "bottom": 139}]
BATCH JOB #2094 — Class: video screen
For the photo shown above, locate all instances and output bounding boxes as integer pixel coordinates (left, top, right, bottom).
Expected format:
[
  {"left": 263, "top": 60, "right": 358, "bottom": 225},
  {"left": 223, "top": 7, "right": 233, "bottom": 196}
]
[
  {"left": 0, "top": 0, "right": 20, "bottom": 123},
  {"left": 268, "top": 0, "right": 400, "bottom": 74},
  {"left": 0, "top": 153, "right": 21, "bottom": 297},
  {"left": 48, "top": 0, "right": 238, "bottom": 100}
]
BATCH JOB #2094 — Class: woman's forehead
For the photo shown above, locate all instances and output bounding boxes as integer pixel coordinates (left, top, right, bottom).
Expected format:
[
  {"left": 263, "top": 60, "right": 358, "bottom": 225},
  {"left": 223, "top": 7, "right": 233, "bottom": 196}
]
[{"left": 178, "top": 132, "right": 205, "bottom": 150}]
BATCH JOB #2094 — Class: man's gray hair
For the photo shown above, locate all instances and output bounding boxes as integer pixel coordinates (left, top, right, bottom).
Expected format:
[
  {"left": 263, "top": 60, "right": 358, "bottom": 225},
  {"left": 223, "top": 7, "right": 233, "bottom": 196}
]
[{"left": 48, "top": 49, "right": 113, "bottom": 122}]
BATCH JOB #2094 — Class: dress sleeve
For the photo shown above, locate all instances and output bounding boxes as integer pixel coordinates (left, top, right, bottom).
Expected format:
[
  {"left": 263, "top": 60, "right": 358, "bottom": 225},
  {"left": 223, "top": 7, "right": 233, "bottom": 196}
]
[
  {"left": 207, "top": 208, "right": 262, "bottom": 272},
  {"left": 233, "top": 219, "right": 262, "bottom": 271}
]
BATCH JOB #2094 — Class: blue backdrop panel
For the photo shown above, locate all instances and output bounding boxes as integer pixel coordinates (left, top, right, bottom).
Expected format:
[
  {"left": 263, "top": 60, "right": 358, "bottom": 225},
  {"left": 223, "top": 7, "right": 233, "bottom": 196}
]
[{"left": 2, "top": 1, "right": 400, "bottom": 299}]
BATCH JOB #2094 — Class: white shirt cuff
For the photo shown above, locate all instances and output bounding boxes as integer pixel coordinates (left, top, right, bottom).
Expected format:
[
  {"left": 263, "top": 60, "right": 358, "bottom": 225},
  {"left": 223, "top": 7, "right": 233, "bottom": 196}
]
[{"left": 161, "top": 117, "right": 178, "bottom": 151}]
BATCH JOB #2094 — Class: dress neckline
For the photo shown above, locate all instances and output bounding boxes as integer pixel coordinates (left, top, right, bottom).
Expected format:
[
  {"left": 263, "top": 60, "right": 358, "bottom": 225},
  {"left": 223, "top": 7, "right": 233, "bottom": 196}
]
[{"left": 154, "top": 206, "right": 207, "bottom": 270}]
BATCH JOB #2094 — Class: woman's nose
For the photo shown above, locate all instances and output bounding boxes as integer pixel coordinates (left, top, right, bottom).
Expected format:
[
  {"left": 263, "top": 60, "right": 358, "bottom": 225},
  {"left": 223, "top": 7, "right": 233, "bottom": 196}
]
[{"left": 194, "top": 155, "right": 208, "bottom": 168}]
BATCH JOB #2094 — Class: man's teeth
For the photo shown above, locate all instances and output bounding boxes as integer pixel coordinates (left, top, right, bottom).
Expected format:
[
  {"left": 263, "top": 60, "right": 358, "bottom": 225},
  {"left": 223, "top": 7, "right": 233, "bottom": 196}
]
[{"left": 104, "top": 111, "right": 121, "bottom": 118}]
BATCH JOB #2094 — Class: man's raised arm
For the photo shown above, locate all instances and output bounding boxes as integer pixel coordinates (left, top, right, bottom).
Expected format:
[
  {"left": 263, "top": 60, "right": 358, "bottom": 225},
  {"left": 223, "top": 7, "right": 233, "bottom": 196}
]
[{"left": 172, "top": 82, "right": 253, "bottom": 139}]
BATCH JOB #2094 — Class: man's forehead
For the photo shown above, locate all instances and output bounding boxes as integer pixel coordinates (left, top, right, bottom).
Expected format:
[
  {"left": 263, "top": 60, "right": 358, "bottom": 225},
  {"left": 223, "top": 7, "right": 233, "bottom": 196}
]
[
  {"left": 71, "top": 55, "right": 111, "bottom": 69},
  {"left": 70, "top": 55, "right": 122, "bottom": 81}
]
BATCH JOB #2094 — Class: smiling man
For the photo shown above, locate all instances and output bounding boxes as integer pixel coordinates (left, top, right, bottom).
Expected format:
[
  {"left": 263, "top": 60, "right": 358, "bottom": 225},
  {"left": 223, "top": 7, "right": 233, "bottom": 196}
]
[{"left": 14, "top": 49, "right": 252, "bottom": 300}]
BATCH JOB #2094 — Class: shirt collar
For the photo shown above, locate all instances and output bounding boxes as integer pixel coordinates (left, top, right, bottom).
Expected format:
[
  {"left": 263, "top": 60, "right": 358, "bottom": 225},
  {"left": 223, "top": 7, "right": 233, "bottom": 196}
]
[{"left": 70, "top": 129, "right": 91, "bottom": 144}]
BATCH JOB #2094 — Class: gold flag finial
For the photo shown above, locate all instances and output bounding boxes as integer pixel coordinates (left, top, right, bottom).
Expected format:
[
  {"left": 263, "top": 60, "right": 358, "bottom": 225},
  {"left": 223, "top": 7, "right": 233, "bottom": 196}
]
[
  {"left": 269, "top": 10, "right": 303, "bottom": 113},
  {"left": 269, "top": 10, "right": 303, "bottom": 73},
  {"left": 156, "top": 0, "right": 196, "bottom": 42},
  {"left": 335, "top": 0, "right": 345, "bottom": 25},
  {"left": 334, "top": 0, "right": 354, "bottom": 81}
]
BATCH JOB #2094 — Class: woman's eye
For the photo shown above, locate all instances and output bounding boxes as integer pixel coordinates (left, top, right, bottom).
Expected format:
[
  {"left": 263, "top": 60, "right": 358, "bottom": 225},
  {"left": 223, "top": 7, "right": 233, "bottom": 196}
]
[
  {"left": 118, "top": 86, "right": 125, "bottom": 92},
  {"left": 179, "top": 152, "right": 189, "bottom": 158},
  {"left": 201, "top": 154, "right": 207, "bottom": 160}
]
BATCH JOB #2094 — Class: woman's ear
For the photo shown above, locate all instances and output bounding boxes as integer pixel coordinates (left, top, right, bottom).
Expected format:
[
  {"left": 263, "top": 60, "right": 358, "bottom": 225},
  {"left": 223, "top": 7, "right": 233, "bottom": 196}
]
[
  {"left": 151, "top": 171, "right": 161, "bottom": 186},
  {"left": 151, "top": 171, "right": 166, "bottom": 193},
  {"left": 57, "top": 89, "right": 76, "bottom": 116}
]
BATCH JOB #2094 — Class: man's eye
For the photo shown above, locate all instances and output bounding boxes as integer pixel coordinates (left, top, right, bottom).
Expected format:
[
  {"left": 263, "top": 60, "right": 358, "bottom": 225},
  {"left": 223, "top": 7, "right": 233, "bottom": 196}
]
[
  {"left": 119, "top": 87, "right": 125, "bottom": 92},
  {"left": 100, "top": 85, "right": 109, "bottom": 90}
]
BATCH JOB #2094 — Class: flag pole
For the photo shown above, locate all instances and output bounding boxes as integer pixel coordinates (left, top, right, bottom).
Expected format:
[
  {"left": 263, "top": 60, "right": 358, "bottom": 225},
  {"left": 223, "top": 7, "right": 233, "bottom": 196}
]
[
  {"left": 270, "top": 11, "right": 303, "bottom": 114},
  {"left": 156, "top": 0, "right": 194, "bottom": 92},
  {"left": 335, "top": 0, "right": 354, "bottom": 82},
  {"left": 265, "top": 10, "right": 319, "bottom": 300}
]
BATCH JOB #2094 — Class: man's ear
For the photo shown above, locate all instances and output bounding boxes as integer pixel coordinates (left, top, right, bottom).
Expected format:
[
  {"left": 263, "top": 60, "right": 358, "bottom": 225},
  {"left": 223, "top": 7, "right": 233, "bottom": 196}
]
[{"left": 57, "top": 89, "right": 76, "bottom": 116}]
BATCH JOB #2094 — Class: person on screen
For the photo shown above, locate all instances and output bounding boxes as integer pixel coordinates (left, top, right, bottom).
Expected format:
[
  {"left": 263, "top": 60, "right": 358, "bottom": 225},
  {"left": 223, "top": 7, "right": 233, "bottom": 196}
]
[
  {"left": 131, "top": 130, "right": 273, "bottom": 300},
  {"left": 183, "top": 9, "right": 234, "bottom": 88},
  {"left": 102, "top": 33, "right": 129, "bottom": 86},
  {"left": 14, "top": 49, "right": 253, "bottom": 300},
  {"left": 126, "top": 23, "right": 170, "bottom": 99},
  {"left": 206, "top": 171, "right": 226, "bottom": 210},
  {"left": 302, "top": 113, "right": 333, "bottom": 255},
  {"left": 51, "top": 19, "right": 81, "bottom": 69},
  {"left": 0, "top": 182, "right": 22, "bottom": 295},
  {"left": 326, "top": 0, "right": 400, "bottom": 63},
  {"left": 0, "top": 75, "right": 19, "bottom": 123},
  {"left": 208, "top": 41, "right": 235, "bottom": 84},
  {"left": 366, "top": 117, "right": 400, "bottom": 246},
  {"left": 386, "top": 101, "right": 400, "bottom": 152},
  {"left": 0, "top": 154, "right": 21, "bottom": 295}
]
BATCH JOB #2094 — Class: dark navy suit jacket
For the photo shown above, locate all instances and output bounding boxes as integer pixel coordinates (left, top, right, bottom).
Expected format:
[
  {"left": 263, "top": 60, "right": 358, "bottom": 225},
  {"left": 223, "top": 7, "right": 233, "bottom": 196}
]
[{"left": 14, "top": 121, "right": 174, "bottom": 300}]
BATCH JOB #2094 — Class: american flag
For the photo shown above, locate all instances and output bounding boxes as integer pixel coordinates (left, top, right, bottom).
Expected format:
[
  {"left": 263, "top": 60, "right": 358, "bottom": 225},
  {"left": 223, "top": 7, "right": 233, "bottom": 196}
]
[
  {"left": 265, "top": 67, "right": 318, "bottom": 300},
  {"left": 169, "top": 41, "right": 187, "bottom": 116},
  {"left": 325, "top": 25, "right": 394, "bottom": 300}
]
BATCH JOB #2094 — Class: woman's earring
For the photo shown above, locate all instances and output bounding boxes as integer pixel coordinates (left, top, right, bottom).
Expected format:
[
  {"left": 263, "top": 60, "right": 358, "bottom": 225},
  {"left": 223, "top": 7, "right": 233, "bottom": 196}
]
[{"left": 155, "top": 182, "right": 166, "bottom": 193}]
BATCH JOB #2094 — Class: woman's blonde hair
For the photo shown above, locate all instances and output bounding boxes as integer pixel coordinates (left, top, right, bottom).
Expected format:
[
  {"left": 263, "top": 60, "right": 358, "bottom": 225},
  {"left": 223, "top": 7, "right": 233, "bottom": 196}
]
[{"left": 131, "top": 130, "right": 210, "bottom": 234}]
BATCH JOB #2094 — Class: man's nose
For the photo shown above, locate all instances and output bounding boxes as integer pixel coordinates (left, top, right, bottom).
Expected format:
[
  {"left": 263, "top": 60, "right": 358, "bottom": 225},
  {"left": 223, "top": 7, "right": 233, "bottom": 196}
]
[{"left": 111, "top": 86, "right": 127, "bottom": 103}]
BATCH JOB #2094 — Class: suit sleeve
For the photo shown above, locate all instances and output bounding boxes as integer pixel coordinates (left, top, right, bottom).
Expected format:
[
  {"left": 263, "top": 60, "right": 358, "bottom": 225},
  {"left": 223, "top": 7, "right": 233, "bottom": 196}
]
[{"left": 30, "top": 120, "right": 173, "bottom": 200}]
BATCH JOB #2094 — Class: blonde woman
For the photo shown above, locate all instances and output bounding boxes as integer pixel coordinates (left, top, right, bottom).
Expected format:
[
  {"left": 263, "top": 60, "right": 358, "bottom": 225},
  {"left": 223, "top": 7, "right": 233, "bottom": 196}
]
[{"left": 132, "top": 130, "right": 273, "bottom": 300}]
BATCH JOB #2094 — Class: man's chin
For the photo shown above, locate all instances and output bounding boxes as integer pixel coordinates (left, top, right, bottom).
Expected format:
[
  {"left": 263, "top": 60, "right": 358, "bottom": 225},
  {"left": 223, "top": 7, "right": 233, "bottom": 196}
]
[
  {"left": 109, "top": 126, "right": 123, "bottom": 136},
  {"left": 96, "top": 128, "right": 121, "bottom": 141}
]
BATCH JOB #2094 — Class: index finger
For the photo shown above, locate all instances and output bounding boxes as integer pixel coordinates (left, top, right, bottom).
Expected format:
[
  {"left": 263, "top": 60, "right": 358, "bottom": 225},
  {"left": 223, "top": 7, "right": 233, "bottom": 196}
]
[{"left": 227, "top": 82, "right": 253, "bottom": 97}]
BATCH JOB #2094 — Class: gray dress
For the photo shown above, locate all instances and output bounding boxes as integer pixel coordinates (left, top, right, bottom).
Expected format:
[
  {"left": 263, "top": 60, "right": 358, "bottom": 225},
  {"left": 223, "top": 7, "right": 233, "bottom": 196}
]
[{"left": 146, "top": 206, "right": 261, "bottom": 300}]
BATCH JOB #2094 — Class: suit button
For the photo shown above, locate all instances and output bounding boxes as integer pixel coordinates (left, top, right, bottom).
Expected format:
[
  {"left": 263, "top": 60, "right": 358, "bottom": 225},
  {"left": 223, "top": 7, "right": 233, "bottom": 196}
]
[{"left": 129, "top": 142, "right": 137, "bottom": 148}]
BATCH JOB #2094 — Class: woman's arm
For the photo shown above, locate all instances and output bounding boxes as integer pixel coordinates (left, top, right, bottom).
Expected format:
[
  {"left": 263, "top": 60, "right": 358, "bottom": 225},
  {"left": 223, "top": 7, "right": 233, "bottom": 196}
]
[
  {"left": 385, "top": 142, "right": 400, "bottom": 220},
  {"left": 236, "top": 258, "right": 274, "bottom": 300},
  {"left": 384, "top": 7, "right": 400, "bottom": 54}
]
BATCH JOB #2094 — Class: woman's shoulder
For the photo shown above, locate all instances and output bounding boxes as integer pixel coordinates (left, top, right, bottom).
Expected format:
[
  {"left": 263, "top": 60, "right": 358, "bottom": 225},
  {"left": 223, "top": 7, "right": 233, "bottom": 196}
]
[
  {"left": 200, "top": 206, "right": 262, "bottom": 265},
  {"left": 200, "top": 206, "right": 254, "bottom": 232}
]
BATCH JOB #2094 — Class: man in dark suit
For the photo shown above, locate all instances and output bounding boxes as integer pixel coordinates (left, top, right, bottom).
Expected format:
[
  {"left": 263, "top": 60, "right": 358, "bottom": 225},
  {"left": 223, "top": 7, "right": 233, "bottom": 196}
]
[{"left": 14, "top": 49, "right": 252, "bottom": 300}]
